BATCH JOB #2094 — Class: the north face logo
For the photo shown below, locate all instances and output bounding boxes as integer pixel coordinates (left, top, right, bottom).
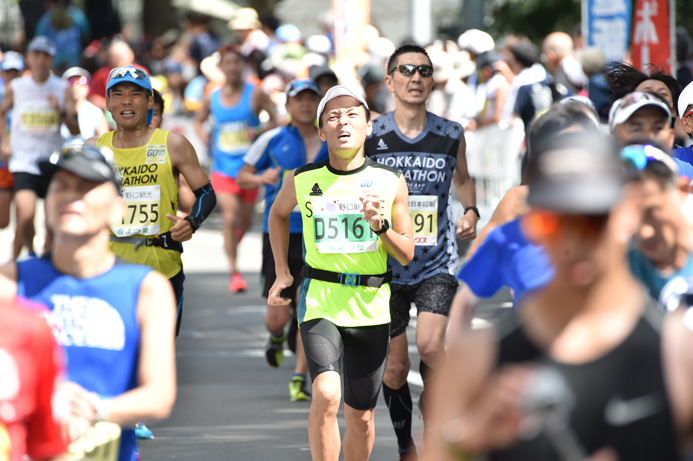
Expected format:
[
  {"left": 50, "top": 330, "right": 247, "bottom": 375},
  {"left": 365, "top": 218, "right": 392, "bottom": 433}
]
[
  {"left": 310, "top": 183, "right": 323, "bottom": 196},
  {"left": 377, "top": 139, "right": 388, "bottom": 150}
]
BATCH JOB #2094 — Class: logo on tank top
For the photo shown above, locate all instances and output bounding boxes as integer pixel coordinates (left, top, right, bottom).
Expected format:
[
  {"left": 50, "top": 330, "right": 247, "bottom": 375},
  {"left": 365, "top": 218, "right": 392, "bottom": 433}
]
[
  {"left": 48, "top": 294, "right": 126, "bottom": 351},
  {"left": 310, "top": 183, "right": 323, "bottom": 196},
  {"left": 145, "top": 144, "right": 166, "bottom": 164},
  {"left": 376, "top": 138, "right": 388, "bottom": 150}
]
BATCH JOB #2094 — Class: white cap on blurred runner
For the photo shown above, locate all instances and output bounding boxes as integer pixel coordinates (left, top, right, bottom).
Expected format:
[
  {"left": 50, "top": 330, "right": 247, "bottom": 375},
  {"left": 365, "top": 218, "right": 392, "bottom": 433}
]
[{"left": 316, "top": 85, "right": 369, "bottom": 122}]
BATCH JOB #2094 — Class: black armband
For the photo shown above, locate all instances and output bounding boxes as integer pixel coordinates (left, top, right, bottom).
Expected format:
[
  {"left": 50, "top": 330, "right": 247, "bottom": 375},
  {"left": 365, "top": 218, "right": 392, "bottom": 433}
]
[{"left": 184, "top": 182, "right": 216, "bottom": 233}]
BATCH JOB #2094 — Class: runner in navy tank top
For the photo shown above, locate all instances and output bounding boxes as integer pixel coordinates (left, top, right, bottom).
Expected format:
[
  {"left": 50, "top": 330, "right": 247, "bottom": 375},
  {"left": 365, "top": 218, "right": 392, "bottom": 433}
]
[
  {"left": 0, "top": 144, "right": 176, "bottom": 461},
  {"left": 364, "top": 44, "right": 478, "bottom": 459}
]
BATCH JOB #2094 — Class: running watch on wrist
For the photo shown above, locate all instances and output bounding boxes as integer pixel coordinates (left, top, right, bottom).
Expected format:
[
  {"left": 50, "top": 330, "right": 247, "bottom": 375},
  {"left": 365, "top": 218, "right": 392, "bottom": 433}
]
[
  {"left": 372, "top": 219, "right": 389, "bottom": 235},
  {"left": 464, "top": 206, "right": 480, "bottom": 219}
]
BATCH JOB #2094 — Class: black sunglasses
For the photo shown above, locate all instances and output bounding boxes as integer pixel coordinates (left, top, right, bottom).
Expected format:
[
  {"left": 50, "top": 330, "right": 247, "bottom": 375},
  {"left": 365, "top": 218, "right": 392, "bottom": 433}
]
[{"left": 389, "top": 64, "right": 434, "bottom": 77}]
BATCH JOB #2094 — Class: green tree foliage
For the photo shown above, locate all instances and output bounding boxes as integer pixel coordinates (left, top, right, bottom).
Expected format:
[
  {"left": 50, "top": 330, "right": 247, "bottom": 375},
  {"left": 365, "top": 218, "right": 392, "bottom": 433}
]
[{"left": 485, "top": 0, "right": 582, "bottom": 42}]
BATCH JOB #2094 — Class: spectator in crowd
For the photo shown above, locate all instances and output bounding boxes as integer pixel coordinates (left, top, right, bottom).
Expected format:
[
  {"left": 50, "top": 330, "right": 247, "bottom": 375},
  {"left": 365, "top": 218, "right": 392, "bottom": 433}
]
[
  {"left": 89, "top": 39, "right": 148, "bottom": 110},
  {"left": 184, "top": 13, "right": 218, "bottom": 75},
  {"left": 61, "top": 67, "right": 109, "bottom": 140},
  {"left": 541, "top": 31, "right": 587, "bottom": 95},
  {"left": 35, "top": 0, "right": 91, "bottom": 72}
]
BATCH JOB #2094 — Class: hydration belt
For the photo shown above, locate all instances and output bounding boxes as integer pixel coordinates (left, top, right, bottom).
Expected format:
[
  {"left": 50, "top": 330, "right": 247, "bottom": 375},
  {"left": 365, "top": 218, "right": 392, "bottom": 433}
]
[
  {"left": 109, "top": 231, "right": 183, "bottom": 253},
  {"left": 301, "top": 265, "right": 391, "bottom": 288}
]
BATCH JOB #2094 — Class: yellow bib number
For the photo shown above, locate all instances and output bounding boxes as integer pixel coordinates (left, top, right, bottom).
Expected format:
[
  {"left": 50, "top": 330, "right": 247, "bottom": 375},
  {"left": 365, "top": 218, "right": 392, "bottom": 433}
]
[
  {"left": 409, "top": 195, "right": 438, "bottom": 246},
  {"left": 67, "top": 421, "right": 121, "bottom": 461},
  {"left": 218, "top": 121, "right": 250, "bottom": 152}
]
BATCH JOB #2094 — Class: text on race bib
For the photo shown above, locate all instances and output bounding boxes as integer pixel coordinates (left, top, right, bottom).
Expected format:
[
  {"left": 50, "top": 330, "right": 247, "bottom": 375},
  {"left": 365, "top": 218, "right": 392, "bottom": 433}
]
[
  {"left": 312, "top": 196, "right": 380, "bottom": 254},
  {"left": 20, "top": 101, "right": 59, "bottom": 133},
  {"left": 218, "top": 121, "right": 250, "bottom": 152},
  {"left": 409, "top": 195, "right": 438, "bottom": 246},
  {"left": 111, "top": 185, "right": 161, "bottom": 237}
]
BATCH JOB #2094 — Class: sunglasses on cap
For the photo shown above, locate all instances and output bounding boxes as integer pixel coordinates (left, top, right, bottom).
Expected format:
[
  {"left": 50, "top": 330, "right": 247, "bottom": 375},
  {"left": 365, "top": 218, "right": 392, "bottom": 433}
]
[
  {"left": 109, "top": 66, "right": 149, "bottom": 81},
  {"left": 388, "top": 64, "right": 434, "bottom": 77},
  {"left": 620, "top": 144, "right": 678, "bottom": 174},
  {"left": 51, "top": 143, "right": 115, "bottom": 167},
  {"left": 683, "top": 107, "right": 693, "bottom": 119},
  {"left": 68, "top": 75, "right": 89, "bottom": 86},
  {"left": 523, "top": 209, "right": 610, "bottom": 241}
]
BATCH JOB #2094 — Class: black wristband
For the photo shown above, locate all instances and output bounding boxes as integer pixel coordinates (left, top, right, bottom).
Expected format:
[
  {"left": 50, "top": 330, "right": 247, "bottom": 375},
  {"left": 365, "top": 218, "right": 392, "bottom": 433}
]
[
  {"left": 464, "top": 206, "right": 480, "bottom": 219},
  {"left": 371, "top": 218, "right": 389, "bottom": 236},
  {"left": 184, "top": 215, "right": 201, "bottom": 233}
]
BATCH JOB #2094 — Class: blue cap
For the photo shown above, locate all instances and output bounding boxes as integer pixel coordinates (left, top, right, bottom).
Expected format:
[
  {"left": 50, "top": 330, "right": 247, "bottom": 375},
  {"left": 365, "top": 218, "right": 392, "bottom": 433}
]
[
  {"left": 1, "top": 51, "right": 24, "bottom": 72},
  {"left": 106, "top": 66, "right": 154, "bottom": 126},
  {"left": 285, "top": 79, "right": 321, "bottom": 98},
  {"left": 27, "top": 35, "right": 56, "bottom": 57}
]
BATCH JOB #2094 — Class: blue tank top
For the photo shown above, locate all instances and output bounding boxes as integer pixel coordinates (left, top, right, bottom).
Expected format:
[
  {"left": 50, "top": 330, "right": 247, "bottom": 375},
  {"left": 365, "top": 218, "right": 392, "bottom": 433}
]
[
  {"left": 16, "top": 257, "right": 151, "bottom": 461},
  {"left": 210, "top": 83, "right": 260, "bottom": 178},
  {"left": 243, "top": 125, "right": 329, "bottom": 233},
  {"left": 365, "top": 111, "right": 462, "bottom": 284}
]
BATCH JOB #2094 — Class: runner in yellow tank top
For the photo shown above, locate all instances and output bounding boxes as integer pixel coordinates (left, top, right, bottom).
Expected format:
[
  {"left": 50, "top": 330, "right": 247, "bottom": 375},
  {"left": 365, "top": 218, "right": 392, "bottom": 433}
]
[
  {"left": 87, "top": 66, "right": 216, "bottom": 336},
  {"left": 268, "top": 85, "right": 414, "bottom": 461}
]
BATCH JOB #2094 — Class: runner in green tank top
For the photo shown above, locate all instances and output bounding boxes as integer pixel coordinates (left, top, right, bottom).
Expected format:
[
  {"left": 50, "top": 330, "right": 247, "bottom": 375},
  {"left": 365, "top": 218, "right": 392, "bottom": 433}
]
[{"left": 267, "top": 85, "right": 414, "bottom": 461}]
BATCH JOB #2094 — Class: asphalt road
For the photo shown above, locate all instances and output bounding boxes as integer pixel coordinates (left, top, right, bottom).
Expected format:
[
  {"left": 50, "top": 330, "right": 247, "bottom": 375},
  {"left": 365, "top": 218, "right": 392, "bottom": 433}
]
[{"left": 135, "top": 220, "right": 510, "bottom": 460}]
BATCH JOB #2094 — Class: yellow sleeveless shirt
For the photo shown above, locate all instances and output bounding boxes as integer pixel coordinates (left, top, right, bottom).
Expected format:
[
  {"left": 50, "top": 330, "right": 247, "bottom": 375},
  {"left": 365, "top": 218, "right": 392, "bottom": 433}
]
[{"left": 98, "top": 129, "right": 182, "bottom": 278}]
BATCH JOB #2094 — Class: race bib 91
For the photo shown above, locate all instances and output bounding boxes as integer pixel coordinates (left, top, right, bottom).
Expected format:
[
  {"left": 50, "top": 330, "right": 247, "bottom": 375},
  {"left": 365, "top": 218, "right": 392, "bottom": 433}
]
[
  {"left": 312, "top": 196, "right": 380, "bottom": 254},
  {"left": 111, "top": 185, "right": 161, "bottom": 237},
  {"left": 409, "top": 195, "right": 438, "bottom": 246}
]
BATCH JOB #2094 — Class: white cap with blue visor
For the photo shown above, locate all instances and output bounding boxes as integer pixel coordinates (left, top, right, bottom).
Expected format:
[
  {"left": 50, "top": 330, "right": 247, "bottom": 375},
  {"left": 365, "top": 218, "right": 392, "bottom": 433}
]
[{"left": 106, "top": 66, "right": 154, "bottom": 126}]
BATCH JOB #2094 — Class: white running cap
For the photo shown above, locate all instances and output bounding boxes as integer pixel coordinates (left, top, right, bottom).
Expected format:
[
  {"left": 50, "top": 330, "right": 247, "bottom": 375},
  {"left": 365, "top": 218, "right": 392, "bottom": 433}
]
[{"left": 317, "top": 84, "right": 369, "bottom": 122}]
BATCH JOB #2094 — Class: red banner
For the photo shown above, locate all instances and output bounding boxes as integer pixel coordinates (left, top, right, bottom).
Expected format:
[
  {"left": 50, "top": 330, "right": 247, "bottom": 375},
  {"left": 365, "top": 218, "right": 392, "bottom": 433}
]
[{"left": 631, "top": 0, "right": 674, "bottom": 73}]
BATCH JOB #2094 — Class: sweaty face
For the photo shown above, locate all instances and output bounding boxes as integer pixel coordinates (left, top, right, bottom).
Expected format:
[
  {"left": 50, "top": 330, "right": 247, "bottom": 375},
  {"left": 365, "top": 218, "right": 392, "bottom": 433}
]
[
  {"left": 613, "top": 107, "right": 674, "bottom": 149},
  {"left": 106, "top": 82, "right": 153, "bottom": 130},
  {"left": 46, "top": 170, "right": 123, "bottom": 238},
  {"left": 633, "top": 177, "right": 685, "bottom": 266},
  {"left": 318, "top": 95, "right": 372, "bottom": 156},
  {"left": 27, "top": 50, "right": 53, "bottom": 80},
  {"left": 286, "top": 90, "right": 320, "bottom": 126},
  {"left": 219, "top": 52, "right": 245, "bottom": 85},
  {"left": 385, "top": 52, "right": 434, "bottom": 106},
  {"left": 635, "top": 79, "right": 674, "bottom": 111}
]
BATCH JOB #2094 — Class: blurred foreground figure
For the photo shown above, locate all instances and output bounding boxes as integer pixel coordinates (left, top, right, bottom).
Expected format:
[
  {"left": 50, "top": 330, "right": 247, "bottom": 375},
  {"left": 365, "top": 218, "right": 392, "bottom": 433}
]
[{"left": 427, "top": 133, "right": 693, "bottom": 460}]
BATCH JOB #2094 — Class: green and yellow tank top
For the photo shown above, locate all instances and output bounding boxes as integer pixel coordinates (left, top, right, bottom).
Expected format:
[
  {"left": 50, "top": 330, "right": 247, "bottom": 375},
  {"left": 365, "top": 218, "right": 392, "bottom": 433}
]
[
  {"left": 98, "top": 129, "right": 181, "bottom": 278},
  {"left": 294, "top": 157, "right": 401, "bottom": 327}
]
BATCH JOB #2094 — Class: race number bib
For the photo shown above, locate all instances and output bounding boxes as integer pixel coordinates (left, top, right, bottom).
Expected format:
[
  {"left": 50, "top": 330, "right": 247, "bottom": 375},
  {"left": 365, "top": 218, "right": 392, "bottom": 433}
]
[
  {"left": 409, "top": 195, "right": 438, "bottom": 246},
  {"left": 19, "top": 101, "right": 59, "bottom": 134},
  {"left": 67, "top": 421, "right": 121, "bottom": 461},
  {"left": 218, "top": 121, "right": 250, "bottom": 152},
  {"left": 312, "top": 196, "right": 379, "bottom": 254},
  {"left": 111, "top": 185, "right": 161, "bottom": 237}
]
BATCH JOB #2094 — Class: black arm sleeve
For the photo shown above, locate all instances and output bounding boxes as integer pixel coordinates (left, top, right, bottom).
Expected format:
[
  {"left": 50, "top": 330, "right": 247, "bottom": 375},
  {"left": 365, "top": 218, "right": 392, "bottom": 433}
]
[{"left": 184, "top": 182, "right": 217, "bottom": 232}]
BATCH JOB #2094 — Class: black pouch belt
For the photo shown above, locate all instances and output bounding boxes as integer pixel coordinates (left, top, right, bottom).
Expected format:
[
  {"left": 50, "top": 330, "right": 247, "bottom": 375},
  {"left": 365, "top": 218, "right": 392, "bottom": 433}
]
[
  {"left": 301, "top": 265, "right": 391, "bottom": 288},
  {"left": 109, "top": 231, "right": 184, "bottom": 253}
]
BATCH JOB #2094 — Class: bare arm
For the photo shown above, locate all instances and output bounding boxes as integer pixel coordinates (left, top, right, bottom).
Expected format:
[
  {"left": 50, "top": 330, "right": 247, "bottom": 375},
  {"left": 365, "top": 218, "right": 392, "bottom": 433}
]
[
  {"left": 267, "top": 171, "right": 298, "bottom": 306},
  {"left": 0, "top": 83, "right": 14, "bottom": 160},
  {"left": 62, "top": 85, "right": 79, "bottom": 135},
  {"left": 96, "top": 110, "right": 110, "bottom": 136},
  {"left": 453, "top": 135, "right": 479, "bottom": 241},
  {"left": 252, "top": 87, "right": 278, "bottom": 133},
  {"left": 362, "top": 174, "right": 415, "bottom": 266},
  {"left": 193, "top": 94, "right": 211, "bottom": 145},
  {"left": 446, "top": 284, "right": 480, "bottom": 344},
  {"left": 237, "top": 163, "right": 281, "bottom": 189},
  {"left": 0, "top": 262, "right": 17, "bottom": 302},
  {"left": 466, "top": 185, "right": 529, "bottom": 259},
  {"left": 98, "top": 271, "right": 177, "bottom": 425}
]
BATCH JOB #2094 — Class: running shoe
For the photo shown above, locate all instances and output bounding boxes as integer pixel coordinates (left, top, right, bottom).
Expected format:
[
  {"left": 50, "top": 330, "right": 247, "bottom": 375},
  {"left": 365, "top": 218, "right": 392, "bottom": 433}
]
[
  {"left": 289, "top": 375, "right": 311, "bottom": 402},
  {"left": 134, "top": 422, "right": 154, "bottom": 439},
  {"left": 265, "top": 331, "right": 287, "bottom": 368},
  {"left": 229, "top": 272, "right": 247, "bottom": 293}
]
